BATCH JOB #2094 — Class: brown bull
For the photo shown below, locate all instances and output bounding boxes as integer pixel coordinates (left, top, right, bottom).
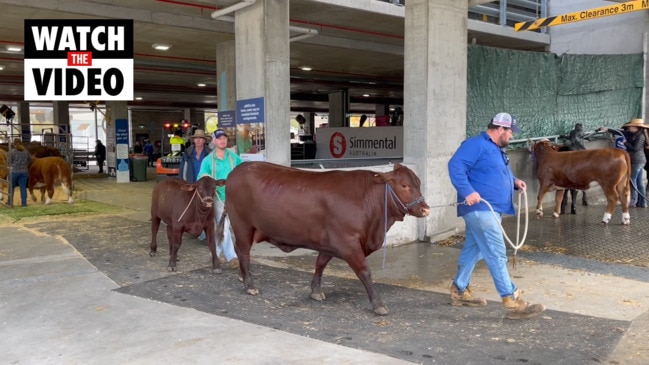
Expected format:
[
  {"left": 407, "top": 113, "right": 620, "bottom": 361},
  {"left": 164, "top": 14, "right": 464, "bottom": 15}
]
[
  {"left": 532, "top": 140, "right": 630, "bottom": 224},
  {"left": 218, "top": 162, "right": 430, "bottom": 316},
  {"left": 28, "top": 156, "right": 74, "bottom": 205},
  {"left": 150, "top": 176, "right": 225, "bottom": 272}
]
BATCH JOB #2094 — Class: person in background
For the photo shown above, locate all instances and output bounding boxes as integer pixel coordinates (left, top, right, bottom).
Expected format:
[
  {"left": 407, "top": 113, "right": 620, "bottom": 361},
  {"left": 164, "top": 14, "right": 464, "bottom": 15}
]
[
  {"left": 236, "top": 126, "right": 257, "bottom": 155},
  {"left": 144, "top": 139, "right": 154, "bottom": 167},
  {"left": 296, "top": 114, "right": 308, "bottom": 135},
  {"left": 10, "top": 138, "right": 32, "bottom": 206},
  {"left": 94, "top": 139, "right": 106, "bottom": 174},
  {"left": 179, "top": 129, "right": 213, "bottom": 241},
  {"left": 169, "top": 129, "right": 185, "bottom": 156},
  {"left": 558, "top": 123, "right": 589, "bottom": 213},
  {"left": 179, "top": 130, "right": 212, "bottom": 183},
  {"left": 599, "top": 119, "right": 648, "bottom": 207},
  {"left": 447, "top": 112, "right": 545, "bottom": 320},
  {"left": 198, "top": 129, "right": 243, "bottom": 268},
  {"left": 133, "top": 140, "right": 143, "bottom": 154}
]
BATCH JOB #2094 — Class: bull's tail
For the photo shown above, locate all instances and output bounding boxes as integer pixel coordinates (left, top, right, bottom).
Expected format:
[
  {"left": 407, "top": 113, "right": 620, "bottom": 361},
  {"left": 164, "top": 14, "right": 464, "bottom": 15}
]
[{"left": 217, "top": 202, "right": 228, "bottom": 244}]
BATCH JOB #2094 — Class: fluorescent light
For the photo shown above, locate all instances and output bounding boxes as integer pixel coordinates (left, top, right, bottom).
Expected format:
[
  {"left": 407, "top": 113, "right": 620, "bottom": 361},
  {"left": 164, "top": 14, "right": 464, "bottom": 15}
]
[
  {"left": 362, "top": 94, "right": 370, "bottom": 97},
  {"left": 300, "top": 66, "right": 312, "bottom": 71},
  {"left": 135, "top": 97, "right": 143, "bottom": 100},
  {"left": 197, "top": 83, "right": 206, "bottom": 87},
  {"left": 6, "top": 46, "right": 22, "bottom": 52},
  {"left": 0, "top": 65, "right": 4, "bottom": 71},
  {"left": 152, "top": 43, "right": 171, "bottom": 51}
]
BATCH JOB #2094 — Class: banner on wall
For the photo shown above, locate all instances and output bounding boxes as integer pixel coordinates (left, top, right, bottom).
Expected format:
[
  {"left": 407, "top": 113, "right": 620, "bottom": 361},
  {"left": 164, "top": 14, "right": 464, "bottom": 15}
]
[
  {"left": 315, "top": 126, "right": 403, "bottom": 159},
  {"left": 236, "top": 97, "right": 265, "bottom": 162},
  {"left": 115, "top": 119, "right": 130, "bottom": 183}
]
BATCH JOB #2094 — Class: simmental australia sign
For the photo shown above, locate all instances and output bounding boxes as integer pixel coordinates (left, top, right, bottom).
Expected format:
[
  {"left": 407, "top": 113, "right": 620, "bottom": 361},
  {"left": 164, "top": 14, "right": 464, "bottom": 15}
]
[{"left": 24, "top": 19, "right": 134, "bottom": 101}]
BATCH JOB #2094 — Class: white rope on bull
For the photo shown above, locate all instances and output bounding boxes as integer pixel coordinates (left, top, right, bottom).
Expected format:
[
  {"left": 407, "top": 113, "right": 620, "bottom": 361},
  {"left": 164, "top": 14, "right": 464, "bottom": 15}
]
[
  {"left": 479, "top": 189, "right": 529, "bottom": 269},
  {"left": 425, "top": 190, "right": 529, "bottom": 269}
]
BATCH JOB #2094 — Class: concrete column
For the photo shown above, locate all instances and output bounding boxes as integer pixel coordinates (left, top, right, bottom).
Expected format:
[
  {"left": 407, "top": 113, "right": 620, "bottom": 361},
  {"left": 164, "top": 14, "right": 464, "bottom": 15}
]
[
  {"left": 404, "top": 0, "right": 468, "bottom": 241},
  {"left": 17, "top": 102, "right": 31, "bottom": 142},
  {"left": 375, "top": 104, "right": 389, "bottom": 117},
  {"left": 52, "top": 101, "right": 70, "bottom": 137},
  {"left": 328, "top": 90, "right": 349, "bottom": 128},
  {"left": 187, "top": 109, "right": 204, "bottom": 129},
  {"left": 217, "top": 41, "right": 237, "bottom": 113},
  {"left": 235, "top": 0, "right": 290, "bottom": 165}
]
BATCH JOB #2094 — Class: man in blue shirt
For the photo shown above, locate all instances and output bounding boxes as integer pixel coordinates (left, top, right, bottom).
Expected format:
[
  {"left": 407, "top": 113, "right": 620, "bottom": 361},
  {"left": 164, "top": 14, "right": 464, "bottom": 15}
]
[{"left": 447, "top": 112, "right": 545, "bottom": 320}]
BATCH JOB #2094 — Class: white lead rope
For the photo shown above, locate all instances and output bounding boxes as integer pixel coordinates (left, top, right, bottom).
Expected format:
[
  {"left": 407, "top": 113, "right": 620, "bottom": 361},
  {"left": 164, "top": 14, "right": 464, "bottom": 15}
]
[{"left": 479, "top": 189, "right": 529, "bottom": 269}]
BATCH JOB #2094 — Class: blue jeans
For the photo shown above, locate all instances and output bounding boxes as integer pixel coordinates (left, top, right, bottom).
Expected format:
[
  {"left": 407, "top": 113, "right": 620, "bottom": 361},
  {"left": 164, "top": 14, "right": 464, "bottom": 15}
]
[
  {"left": 11, "top": 172, "right": 28, "bottom": 206},
  {"left": 214, "top": 200, "right": 237, "bottom": 261},
  {"left": 630, "top": 164, "right": 646, "bottom": 207},
  {"left": 453, "top": 210, "right": 517, "bottom": 298}
]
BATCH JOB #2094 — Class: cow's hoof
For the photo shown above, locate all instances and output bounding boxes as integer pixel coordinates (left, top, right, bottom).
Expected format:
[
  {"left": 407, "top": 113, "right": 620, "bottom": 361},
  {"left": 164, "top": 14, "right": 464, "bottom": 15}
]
[
  {"left": 622, "top": 220, "right": 630, "bottom": 226},
  {"left": 149, "top": 251, "right": 156, "bottom": 257},
  {"left": 600, "top": 221, "right": 609, "bottom": 225},
  {"left": 246, "top": 288, "right": 259, "bottom": 296},
  {"left": 212, "top": 268, "right": 223, "bottom": 274},
  {"left": 167, "top": 266, "right": 176, "bottom": 272},
  {"left": 552, "top": 212, "right": 559, "bottom": 218},
  {"left": 310, "top": 292, "right": 326, "bottom": 301},
  {"left": 374, "top": 306, "right": 389, "bottom": 316},
  {"left": 571, "top": 209, "right": 577, "bottom": 215}
]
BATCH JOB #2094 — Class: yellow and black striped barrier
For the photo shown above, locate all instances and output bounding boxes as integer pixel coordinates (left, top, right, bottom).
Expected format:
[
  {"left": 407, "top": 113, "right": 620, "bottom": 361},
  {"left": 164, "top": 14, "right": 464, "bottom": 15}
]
[{"left": 515, "top": 0, "right": 649, "bottom": 32}]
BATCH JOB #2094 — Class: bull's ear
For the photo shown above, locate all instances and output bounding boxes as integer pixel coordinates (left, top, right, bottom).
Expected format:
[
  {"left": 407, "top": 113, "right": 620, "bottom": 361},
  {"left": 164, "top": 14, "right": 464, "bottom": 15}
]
[
  {"left": 214, "top": 179, "right": 226, "bottom": 187},
  {"left": 180, "top": 184, "right": 196, "bottom": 192},
  {"left": 551, "top": 144, "right": 560, "bottom": 151},
  {"left": 393, "top": 163, "right": 402, "bottom": 172}
]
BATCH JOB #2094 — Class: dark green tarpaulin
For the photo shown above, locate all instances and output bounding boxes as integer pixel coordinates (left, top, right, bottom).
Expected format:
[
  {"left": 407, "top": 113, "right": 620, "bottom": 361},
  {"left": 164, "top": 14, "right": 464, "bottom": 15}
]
[{"left": 467, "top": 45, "right": 643, "bottom": 138}]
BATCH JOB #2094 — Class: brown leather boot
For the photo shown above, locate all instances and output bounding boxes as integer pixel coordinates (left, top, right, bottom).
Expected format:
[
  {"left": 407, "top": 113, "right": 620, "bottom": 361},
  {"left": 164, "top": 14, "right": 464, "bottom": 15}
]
[
  {"left": 450, "top": 283, "right": 487, "bottom": 307},
  {"left": 502, "top": 290, "right": 546, "bottom": 320}
]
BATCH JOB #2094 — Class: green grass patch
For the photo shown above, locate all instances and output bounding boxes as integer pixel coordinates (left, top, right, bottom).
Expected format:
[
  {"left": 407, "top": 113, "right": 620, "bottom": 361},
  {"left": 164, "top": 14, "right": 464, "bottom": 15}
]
[{"left": 0, "top": 199, "right": 129, "bottom": 224}]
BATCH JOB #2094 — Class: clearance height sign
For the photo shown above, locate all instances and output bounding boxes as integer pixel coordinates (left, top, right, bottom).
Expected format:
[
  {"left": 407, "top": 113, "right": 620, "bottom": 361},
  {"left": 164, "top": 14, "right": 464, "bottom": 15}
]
[{"left": 24, "top": 19, "right": 134, "bottom": 101}]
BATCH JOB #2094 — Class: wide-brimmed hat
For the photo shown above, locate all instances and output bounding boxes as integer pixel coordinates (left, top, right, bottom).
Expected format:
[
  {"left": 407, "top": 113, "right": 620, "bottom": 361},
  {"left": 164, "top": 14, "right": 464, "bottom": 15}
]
[
  {"left": 189, "top": 129, "right": 212, "bottom": 142},
  {"left": 623, "top": 118, "right": 649, "bottom": 129}
]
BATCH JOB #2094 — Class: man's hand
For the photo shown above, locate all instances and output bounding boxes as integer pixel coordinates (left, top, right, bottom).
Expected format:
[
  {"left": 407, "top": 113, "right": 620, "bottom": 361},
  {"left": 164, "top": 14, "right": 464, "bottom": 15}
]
[
  {"left": 464, "top": 192, "right": 481, "bottom": 206},
  {"left": 514, "top": 179, "right": 527, "bottom": 192}
]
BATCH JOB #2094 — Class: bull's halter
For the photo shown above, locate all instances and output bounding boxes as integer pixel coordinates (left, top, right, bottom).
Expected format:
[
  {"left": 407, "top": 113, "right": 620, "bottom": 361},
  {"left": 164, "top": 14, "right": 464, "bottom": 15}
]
[
  {"left": 385, "top": 183, "right": 425, "bottom": 215},
  {"left": 177, "top": 188, "right": 214, "bottom": 222},
  {"left": 379, "top": 183, "right": 425, "bottom": 270}
]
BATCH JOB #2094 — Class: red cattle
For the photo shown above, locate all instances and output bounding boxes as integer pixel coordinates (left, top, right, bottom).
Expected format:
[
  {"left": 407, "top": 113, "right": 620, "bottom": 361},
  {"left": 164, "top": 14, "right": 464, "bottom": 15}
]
[
  {"left": 532, "top": 140, "right": 630, "bottom": 224},
  {"left": 28, "top": 156, "right": 74, "bottom": 205},
  {"left": 0, "top": 142, "right": 61, "bottom": 158},
  {"left": 150, "top": 176, "right": 225, "bottom": 272},
  {"left": 218, "top": 162, "right": 430, "bottom": 315}
]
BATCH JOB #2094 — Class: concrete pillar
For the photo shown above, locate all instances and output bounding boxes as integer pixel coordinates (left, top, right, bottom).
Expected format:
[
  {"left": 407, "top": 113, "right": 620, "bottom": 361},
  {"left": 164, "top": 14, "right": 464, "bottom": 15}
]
[
  {"left": 375, "top": 104, "right": 389, "bottom": 117},
  {"left": 235, "top": 0, "right": 290, "bottom": 165},
  {"left": 17, "top": 102, "right": 31, "bottom": 142},
  {"left": 328, "top": 90, "right": 349, "bottom": 128},
  {"left": 52, "top": 101, "right": 70, "bottom": 138},
  {"left": 217, "top": 41, "right": 237, "bottom": 112},
  {"left": 404, "top": 0, "right": 468, "bottom": 241},
  {"left": 187, "top": 109, "right": 205, "bottom": 129}
]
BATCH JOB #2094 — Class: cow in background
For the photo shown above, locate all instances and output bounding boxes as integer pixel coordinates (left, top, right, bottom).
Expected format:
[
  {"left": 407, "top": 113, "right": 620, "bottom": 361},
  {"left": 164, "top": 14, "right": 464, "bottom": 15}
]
[
  {"left": 532, "top": 140, "right": 630, "bottom": 224},
  {"left": 28, "top": 156, "right": 74, "bottom": 205},
  {"left": 150, "top": 176, "right": 225, "bottom": 272},
  {"left": 0, "top": 142, "right": 61, "bottom": 158},
  {"left": 218, "top": 162, "right": 430, "bottom": 316}
]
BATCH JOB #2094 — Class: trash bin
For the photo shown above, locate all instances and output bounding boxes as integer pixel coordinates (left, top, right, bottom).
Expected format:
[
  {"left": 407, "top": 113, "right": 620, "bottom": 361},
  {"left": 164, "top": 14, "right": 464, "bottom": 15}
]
[{"left": 130, "top": 155, "right": 148, "bottom": 182}]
